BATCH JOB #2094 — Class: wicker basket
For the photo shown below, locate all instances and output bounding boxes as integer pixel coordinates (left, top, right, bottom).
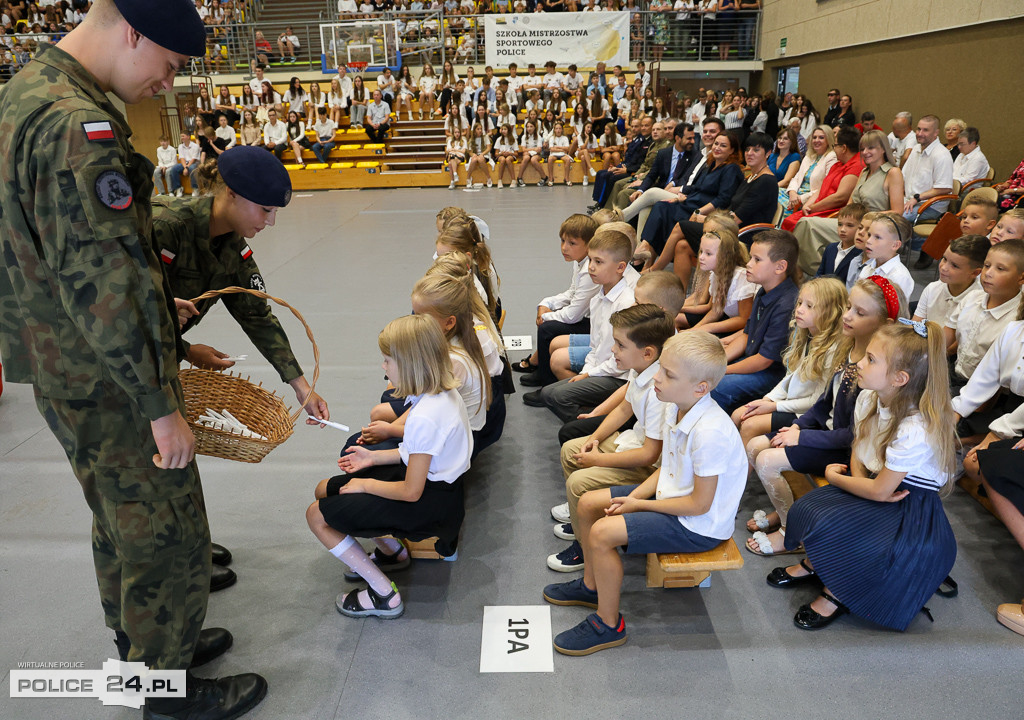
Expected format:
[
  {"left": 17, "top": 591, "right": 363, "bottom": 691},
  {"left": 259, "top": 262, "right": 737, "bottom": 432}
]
[{"left": 179, "top": 286, "right": 320, "bottom": 463}]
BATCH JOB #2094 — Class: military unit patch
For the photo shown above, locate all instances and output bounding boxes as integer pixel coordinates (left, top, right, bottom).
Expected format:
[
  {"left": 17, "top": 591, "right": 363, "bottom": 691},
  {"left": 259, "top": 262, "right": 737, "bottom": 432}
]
[
  {"left": 250, "top": 273, "right": 265, "bottom": 292},
  {"left": 95, "top": 170, "right": 133, "bottom": 210},
  {"left": 82, "top": 121, "right": 115, "bottom": 141}
]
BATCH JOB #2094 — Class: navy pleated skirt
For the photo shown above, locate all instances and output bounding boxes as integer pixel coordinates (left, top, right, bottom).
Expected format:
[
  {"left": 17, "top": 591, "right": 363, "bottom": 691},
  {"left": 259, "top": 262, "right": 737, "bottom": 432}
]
[{"left": 784, "top": 483, "right": 957, "bottom": 631}]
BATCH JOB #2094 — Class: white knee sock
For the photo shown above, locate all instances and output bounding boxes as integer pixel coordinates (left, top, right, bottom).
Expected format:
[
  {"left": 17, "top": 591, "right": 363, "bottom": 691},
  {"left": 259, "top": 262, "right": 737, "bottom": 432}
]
[
  {"left": 374, "top": 537, "right": 406, "bottom": 557},
  {"left": 755, "top": 448, "right": 796, "bottom": 526},
  {"left": 329, "top": 537, "right": 393, "bottom": 597}
]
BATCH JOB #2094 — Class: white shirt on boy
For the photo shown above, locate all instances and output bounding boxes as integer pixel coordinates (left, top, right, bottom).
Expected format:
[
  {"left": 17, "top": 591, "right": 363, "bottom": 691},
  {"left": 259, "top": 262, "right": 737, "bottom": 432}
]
[
  {"left": 581, "top": 277, "right": 635, "bottom": 378},
  {"left": 951, "top": 320, "right": 1024, "bottom": 439},
  {"left": 656, "top": 394, "right": 748, "bottom": 540},
  {"left": 539, "top": 257, "right": 600, "bottom": 325},
  {"left": 947, "top": 290, "right": 1023, "bottom": 379},
  {"left": 915, "top": 278, "right": 981, "bottom": 330},
  {"left": 858, "top": 254, "right": 914, "bottom": 299},
  {"left": 615, "top": 361, "right": 667, "bottom": 454}
]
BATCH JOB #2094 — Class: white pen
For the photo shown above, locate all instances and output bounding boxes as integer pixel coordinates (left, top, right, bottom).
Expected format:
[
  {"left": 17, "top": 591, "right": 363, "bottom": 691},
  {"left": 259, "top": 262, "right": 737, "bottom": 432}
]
[{"left": 313, "top": 418, "right": 350, "bottom": 432}]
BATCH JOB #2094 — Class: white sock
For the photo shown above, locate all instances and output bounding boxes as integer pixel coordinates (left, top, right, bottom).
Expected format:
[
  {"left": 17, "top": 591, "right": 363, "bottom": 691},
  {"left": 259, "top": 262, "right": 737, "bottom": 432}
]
[
  {"left": 329, "top": 537, "right": 394, "bottom": 599},
  {"left": 374, "top": 538, "right": 406, "bottom": 558}
]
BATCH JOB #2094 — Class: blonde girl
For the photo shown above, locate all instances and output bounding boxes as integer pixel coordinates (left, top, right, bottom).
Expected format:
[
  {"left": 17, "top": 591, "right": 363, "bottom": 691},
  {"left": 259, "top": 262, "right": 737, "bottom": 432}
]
[
  {"left": 418, "top": 63, "right": 438, "bottom": 118},
  {"left": 575, "top": 121, "right": 598, "bottom": 186},
  {"left": 395, "top": 65, "right": 417, "bottom": 121},
  {"left": 670, "top": 211, "right": 739, "bottom": 311},
  {"left": 493, "top": 123, "right": 519, "bottom": 188},
  {"left": 734, "top": 278, "right": 850, "bottom": 450},
  {"left": 546, "top": 121, "right": 573, "bottom": 187},
  {"left": 414, "top": 269, "right": 506, "bottom": 455},
  {"left": 599, "top": 122, "right": 622, "bottom": 166},
  {"left": 676, "top": 228, "right": 754, "bottom": 333},
  {"left": 517, "top": 119, "right": 544, "bottom": 187},
  {"left": 466, "top": 123, "right": 492, "bottom": 189},
  {"left": 496, "top": 102, "right": 517, "bottom": 130},
  {"left": 773, "top": 320, "right": 957, "bottom": 632},
  {"left": 328, "top": 77, "right": 347, "bottom": 125},
  {"left": 307, "top": 315, "right": 471, "bottom": 619},
  {"left": 436, "top": 218, "right": 502, "bottom": 321},
  {"left": 445, "top": 124, "right": 468, "bottom": 189},
  {"left": 745, "top": 276, "right": 906, "bottom": 556}
]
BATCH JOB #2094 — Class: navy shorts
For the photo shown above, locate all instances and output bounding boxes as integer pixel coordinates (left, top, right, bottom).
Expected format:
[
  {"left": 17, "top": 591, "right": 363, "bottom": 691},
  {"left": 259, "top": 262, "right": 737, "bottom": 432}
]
[{"left": 609, "top": 484, "right": 723, "bottom": 555}]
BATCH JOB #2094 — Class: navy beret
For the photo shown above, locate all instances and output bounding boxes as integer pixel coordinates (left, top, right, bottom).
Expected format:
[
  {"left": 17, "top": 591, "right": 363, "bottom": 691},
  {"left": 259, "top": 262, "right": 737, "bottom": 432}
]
[
  {"left": 113, "top": 0, "right": 207, "bottom": 57},
  {"left": 218, "top": 146, "right": 293, "bottom": 208}
]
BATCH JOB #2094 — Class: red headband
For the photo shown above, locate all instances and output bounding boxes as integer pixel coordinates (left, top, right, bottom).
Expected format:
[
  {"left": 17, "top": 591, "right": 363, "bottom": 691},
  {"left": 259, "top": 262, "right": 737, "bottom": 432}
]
[{"left": 867, "top": 275, "right": 899, "bottom": 320}]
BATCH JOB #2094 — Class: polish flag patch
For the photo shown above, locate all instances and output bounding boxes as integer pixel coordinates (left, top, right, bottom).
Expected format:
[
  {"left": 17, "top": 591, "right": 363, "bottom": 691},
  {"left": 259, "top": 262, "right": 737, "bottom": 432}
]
[
  {"left": 240, "top": 245, "right": 253, "bottom": 260},
  {"left": 82, "top": 121, "right": 115, "bottom": 141},
  {"left": 160, "top": 249, "right": 176, "bottom": 264}
]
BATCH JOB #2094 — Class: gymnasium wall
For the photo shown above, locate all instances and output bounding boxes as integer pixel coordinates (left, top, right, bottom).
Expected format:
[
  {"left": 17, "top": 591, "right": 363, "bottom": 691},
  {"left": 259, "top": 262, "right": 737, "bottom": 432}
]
[{"left": 755, "top": 16, "right": 1024, "bottom": 178}]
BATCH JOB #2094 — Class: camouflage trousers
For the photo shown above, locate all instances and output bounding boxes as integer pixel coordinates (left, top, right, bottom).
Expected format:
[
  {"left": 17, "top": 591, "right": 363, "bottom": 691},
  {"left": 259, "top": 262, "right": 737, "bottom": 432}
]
[{"left": 34, "top": 379, "right": 211, "bottom": 670}]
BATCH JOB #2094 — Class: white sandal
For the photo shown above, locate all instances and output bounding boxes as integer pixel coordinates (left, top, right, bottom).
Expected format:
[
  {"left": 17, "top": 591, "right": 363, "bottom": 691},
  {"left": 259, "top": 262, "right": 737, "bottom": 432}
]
[
  {"left": 746, "top": 529, "right": 802, "bottom": 556},
  {"left": 752, "top": 509, "right": 771, "bottom": 531}
]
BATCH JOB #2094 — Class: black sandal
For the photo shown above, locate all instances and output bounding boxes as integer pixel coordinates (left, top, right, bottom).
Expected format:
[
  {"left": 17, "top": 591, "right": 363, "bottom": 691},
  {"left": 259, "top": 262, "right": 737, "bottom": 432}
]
[
  {"left": 512, "top": 357, "right": 536, "bottom": 373},
  {"left": 794, "top": 589, "right": 849, "bottom": 630},
  {"left": 766, "top": 558, "right": 818, "bottom": 588},
  {"left": 336, "top": 584, "right": 405, "bottom": 619}
]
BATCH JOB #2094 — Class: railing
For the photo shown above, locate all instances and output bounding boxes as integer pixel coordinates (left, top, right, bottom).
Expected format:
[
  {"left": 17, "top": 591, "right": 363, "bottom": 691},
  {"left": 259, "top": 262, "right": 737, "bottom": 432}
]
[{"left": 0, "top": 9, "right": 760, "bottom": 84}]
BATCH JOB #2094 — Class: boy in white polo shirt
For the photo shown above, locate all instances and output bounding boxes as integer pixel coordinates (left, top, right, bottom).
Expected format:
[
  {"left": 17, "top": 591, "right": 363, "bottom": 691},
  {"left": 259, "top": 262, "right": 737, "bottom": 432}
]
[
  {"left": 543, "top": 331, "right": 748, "bottom": 655},
  {"left": 547, "top": 304, "right": 675, "bottom": 573}
]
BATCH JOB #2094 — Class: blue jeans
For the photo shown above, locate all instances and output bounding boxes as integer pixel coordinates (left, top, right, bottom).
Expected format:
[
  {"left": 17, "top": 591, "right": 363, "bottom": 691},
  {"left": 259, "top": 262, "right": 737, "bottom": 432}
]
[
  {"left": 710, "top": 366, "right": 786, "bottom": 414},
  {"left": 903, "top": 203, "right": 944, "bottom": 251},
  {"left": 167, "top": 160, "right": 199, "bottom": 193},
  {"left": 311, "top": 140, "right": 335, "bottom": 164}
]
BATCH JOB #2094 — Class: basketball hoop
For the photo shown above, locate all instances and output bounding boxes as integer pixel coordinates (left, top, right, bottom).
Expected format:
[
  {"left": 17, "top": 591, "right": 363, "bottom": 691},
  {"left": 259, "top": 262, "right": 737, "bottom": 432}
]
[{"left": 346, "top": 61, "right": 368, "bottom": 74}]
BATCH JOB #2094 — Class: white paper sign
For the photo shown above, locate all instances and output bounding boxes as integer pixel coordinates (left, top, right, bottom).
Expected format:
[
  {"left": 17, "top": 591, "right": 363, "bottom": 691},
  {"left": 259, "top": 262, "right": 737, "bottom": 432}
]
[{"left": 479, "top": 605, "right": 554, "bottom": 673}]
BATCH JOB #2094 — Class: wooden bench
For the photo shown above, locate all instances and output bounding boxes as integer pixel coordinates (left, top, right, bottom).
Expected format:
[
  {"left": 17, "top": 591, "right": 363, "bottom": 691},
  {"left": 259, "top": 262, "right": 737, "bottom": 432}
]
[
  {"left": 957, "top": 475, "right": 997, "bottom": 517},
  {"left": 382, "top": 536, "right": 459, "bottom": 561},
  {"left": 646, "top": 538, "right": 743, "bottom": 589},
  {"left": 782, "top": 470, "right": 828, "bottom": 501}
]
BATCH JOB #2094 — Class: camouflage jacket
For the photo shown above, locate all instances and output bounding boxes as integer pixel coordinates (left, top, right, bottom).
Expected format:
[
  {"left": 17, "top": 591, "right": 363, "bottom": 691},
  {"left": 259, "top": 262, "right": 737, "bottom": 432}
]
[
  {"left": 0, "top": 45, "right": 181, "bottom": 420},
  {"left": 152, "top": 195, "right": 303, "bottom": 383}
]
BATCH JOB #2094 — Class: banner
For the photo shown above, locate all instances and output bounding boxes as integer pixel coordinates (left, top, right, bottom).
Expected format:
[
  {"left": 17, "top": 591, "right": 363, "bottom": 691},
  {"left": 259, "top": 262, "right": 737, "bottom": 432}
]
[{"left": 484, "top": 12, "right": 629, "bottom": 69}]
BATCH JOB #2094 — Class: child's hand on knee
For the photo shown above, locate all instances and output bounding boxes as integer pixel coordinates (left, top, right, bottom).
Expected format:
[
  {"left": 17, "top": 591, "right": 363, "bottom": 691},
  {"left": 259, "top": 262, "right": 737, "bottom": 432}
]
[
  {"left": 338, "top": 477, "right": 371, "bottom": 494},
  {"left": 770, "top": 425, "right": 800, "bottom": 447},
  {"left": 567, "top": 372, "right": 588, "bottom": 383},
  {"left": 605, "top": 495, "right": 639, "bottom": 515}
]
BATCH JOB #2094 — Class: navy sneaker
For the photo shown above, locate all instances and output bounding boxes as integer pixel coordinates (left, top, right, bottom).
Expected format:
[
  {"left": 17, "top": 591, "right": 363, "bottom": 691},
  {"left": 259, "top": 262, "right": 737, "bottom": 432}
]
[
  {"left": 547, "top": 540, "right": 584, "bottom": 572},
  {"left": 543, "top": 576, "right": 598, "bottom": 608},
  {"left": 553, "top": 613, "right": 627, "bottom": 656},
  {"left": 553, "top": 522, "right": 575, "bottom": 541}
]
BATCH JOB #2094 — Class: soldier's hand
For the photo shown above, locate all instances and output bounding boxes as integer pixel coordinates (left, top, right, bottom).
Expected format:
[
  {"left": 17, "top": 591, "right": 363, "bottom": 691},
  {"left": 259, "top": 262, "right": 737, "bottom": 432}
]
[
  {"left": 151, "top": 411, "right": 195, "bottom": 469},
  {"left": 186, "top": 344, "right": 235, "bottom": 370},
  {"left": 174, "top": 298, "right": 200, "bottom": 328},
  {"left": 290, "top": 377, "right": 329, "bottom": 424}
]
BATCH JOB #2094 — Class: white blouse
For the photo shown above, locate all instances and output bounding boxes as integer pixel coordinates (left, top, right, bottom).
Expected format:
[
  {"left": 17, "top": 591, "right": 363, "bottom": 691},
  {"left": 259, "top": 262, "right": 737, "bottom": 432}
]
[
  {"left": 399, "top": 390, "right": 472, "bottom": 483},
  {"left": 709, "top": 267, "right": 757, "bottom": 318}
]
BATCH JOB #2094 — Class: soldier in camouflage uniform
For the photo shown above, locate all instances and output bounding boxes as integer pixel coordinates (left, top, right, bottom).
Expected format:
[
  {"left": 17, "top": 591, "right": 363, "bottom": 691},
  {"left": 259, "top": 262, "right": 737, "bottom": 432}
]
[
  {"left": 154, "top": 146, "right": 329, "bottom": 424},
  {"left": 0, "top": 1, "right": 265, "bottom": 718}
]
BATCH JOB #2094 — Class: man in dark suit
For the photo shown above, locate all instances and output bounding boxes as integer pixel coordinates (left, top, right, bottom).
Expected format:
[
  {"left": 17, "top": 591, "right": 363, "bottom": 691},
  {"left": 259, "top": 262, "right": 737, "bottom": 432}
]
[
  {"left": 620, "top": 123, "right": 700, "bottom": 231},
  {"left": 823, "top": 88, "right": 841, "bottom": 127},
  {"left": 589, "top": 115, "right": 654, "bottom": 211}
]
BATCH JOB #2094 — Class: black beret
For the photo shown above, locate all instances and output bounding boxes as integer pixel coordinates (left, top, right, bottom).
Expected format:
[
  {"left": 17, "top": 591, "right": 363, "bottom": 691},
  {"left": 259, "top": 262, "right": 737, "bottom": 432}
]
[
  {"left": 218, "top": 146, "right": 293, "bottom": 208},
  {"left": 113, "top": 0, "right": 207, "bottom": 57}
]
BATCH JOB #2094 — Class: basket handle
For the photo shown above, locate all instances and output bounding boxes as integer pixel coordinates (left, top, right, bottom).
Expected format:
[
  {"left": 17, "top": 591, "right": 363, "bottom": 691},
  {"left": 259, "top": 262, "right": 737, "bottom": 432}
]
[{"left": 188, "top": 286, "right": 319, "bottom": 425}]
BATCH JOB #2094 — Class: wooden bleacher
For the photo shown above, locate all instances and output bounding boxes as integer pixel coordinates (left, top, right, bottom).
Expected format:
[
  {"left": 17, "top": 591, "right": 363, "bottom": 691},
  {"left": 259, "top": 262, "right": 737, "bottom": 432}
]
[{"left": 647, "top": 538, "right": 744, "bottom": 589}]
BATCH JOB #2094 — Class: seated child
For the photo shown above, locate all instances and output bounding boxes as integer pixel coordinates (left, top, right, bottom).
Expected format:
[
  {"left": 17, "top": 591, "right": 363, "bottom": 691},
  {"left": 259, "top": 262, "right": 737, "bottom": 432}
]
[
  {"left": 517, "top": 214, "right": 600, "bottom": 386},
  {"left": 958, "top": 317, "right": 1024, "bottom": 635},
  {"left": 677, "top": 226, "right": 755, "bottom": 334},
  {"left": 600, "top": 220, "right": 642, "bottom": 290},
  {"left": 307, "top": 315, "right": 472, "bottom": 619},
  {"left": 744, "top": 276, "right": 906, "bottom": 554},
  {"left": 524, "top": 229, "right": 636, "bottom": 422},
  {"left": 912, "top": 234, "right": 988, "bottom": 329},
  {"left": 547, "top": 304, "right": 675, "bottom": 573},
  {"left": 712, "top": 229, "right": 801, "bottom": 413},
  {"left": 554, "top": 270, "right": 686, "bottom": 446},
  {"left": 844, "top": 210, "right": 877, "bottom": 290},
  {"left": 945, "top": 239, "right": 1024, "bottom": 390},
  {"left": 815, "top": 202, "right": 866, "bottom": 286},
  {"left": 772, "top": 320, "right": 957, "bottom": 633},
  {"left": 856, "top": 212, "right": 914, "bottom": 298},
  {"left": 957, "top": 191, "right": 999, "bottom": 238},
  {"left": 989, "top": 208, "right": 1024, "bottom": 246},
  {"left": 673, "top": 210, "right": 741, "bottom": 311},
  {"left": 436, "top": 217, "right": 502, "bottom": 324},
  {"left": 542, "top": 331, "right": 748, "bottom": 655}
]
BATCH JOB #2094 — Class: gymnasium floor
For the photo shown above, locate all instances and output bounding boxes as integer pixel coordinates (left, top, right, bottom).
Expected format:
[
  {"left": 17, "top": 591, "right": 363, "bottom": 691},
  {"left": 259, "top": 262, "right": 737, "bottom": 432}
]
[{"left": 1, "top": 188, "right": 1021, "bottom": 720}]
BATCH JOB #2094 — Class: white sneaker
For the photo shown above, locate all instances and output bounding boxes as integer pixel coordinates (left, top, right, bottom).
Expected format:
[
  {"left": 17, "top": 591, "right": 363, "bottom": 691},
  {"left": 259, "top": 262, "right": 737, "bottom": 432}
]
[
  {"left": 498, "top": 180, "right": 504, "bottom": 188},
  {"left": 191, "top": 189, "right": 199, "bottom": 197},
  {"left": 448, "top": 181, "right": 455, "bottom": 190},
  {"left": 553, "top": 522, "right": 575, "bottom": 541},
  {"left": 589, "top": 167, "right": 596, "bottom": 178},
  {"left": 486, "top": 178, "right": 492, "bottom": 188},
  {"left": 551, "top": 502, "right": 570, "bottom": 523},
  {"left": 582, "top": 177, "right": 589, "bottom": 186},
  {"left": 174, "top": 188, "right": 183, "bottom": 197}
]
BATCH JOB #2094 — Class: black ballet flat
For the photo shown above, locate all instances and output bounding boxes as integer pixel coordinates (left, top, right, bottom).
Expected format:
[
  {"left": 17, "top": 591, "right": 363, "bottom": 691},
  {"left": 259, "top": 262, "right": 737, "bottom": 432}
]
[
  {"left": 794, "top": 590, "right": 849, "bottom": 630},
  {"left": 767, "top": 559, "right": 818, "bottom": 589},
  {"left": 512, "top": 357, "right": 536, "bottom": 373}
]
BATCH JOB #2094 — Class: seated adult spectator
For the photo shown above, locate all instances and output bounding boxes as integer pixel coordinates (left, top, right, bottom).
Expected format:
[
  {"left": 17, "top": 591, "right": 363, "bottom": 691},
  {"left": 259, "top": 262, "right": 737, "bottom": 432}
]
[
  {"left": 887, "top": 111, "right": 917, "bottom": 168},
  {"left": 793, "top": 129, "right": 904, "bottom": 274},
  {"left": 952, "top": 126, "right": 990, "bottom": 187},
  {"left": 278, "top": 25, "right": 300, "bottom": 63},
  {"left": 822, "top": 88, "right": 841, "bottom": 127},
  {"left": 901, "top": 114, "right": 954, "bottom": 267},
  {"left": 854, "top": 111, "right": 881, "bottom": 133},
  {"left": 589, "top": 115, "right": 653, "bottom": 210},
  {"left": 995, "top": 156, "right": 1024, "bottom": 211},
  {"left": 944, "top": 117, "right": 966, "bottom": 160},
  {"left": 364, "top": 89, "right": 392, "bottom": 143},
  {"left": 786, "top": 117, "right": 807, "bottom": 154},
  {"left": 781, "top": 125, "right": 836, "bottom": 217},
  {"left": 768, "top": 127, "right": 801, "bottom": 188},
  {"left": 781, "top": 126, "right": 864, "bottom": 233},
  {"left": 797, "top": 99, "right": 819, "bottom": 142},
  {"left": 833, "top": 94, "right": 855, "bottom": 128},
  {"left": 620, "top": 122, "right": 699, "bottom": 234},
  {"left": 263, "top": 108, "right": 289, "bottom": 159}
]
